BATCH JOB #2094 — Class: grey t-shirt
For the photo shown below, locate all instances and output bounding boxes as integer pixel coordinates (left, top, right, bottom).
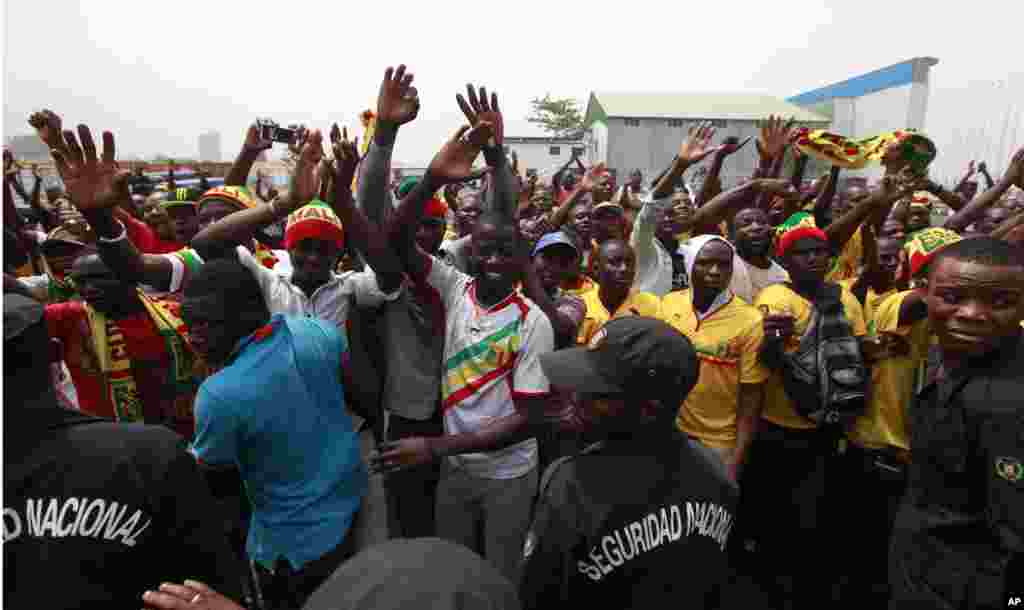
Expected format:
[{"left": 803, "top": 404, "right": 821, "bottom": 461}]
[{"left": 379, "top": 275, "right": 446, "bottom": 422}]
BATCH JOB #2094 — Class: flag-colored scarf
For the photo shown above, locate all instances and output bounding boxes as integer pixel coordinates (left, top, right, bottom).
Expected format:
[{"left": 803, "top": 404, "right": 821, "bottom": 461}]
[
  {"left": 791, "top": 128, "right": 936, "bottom": 175},
  {"left": 84, "top": 291, "right": 198, "bottom": 423}
]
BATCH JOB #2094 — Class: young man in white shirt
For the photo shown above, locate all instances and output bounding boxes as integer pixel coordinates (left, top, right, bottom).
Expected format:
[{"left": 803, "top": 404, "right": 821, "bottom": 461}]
[{"left": 372, "top": 110, "right": 554, "bottom": 583}]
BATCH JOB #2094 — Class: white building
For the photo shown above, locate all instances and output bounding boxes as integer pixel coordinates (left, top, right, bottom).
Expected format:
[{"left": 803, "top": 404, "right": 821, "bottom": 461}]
[
  {"left": 787, "top": 56, "right": 940, "bottom": 182},
  {"left": 503, "top": 136, "right": 586, "bottom": 179},
  {"left": 582, "top": 92, "right": 829, "bottom": 186},
  {"left": 198, "top": 131, "right": 222, "bottom": 162}
]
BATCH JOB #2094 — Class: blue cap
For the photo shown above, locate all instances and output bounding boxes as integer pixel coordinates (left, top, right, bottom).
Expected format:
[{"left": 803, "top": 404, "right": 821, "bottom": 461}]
[{"left": 532, "top": 231, "right": 579, "bottom": 257}]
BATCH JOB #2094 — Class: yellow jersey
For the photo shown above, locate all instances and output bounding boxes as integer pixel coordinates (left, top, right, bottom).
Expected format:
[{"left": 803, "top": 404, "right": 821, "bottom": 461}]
[
  {"left": 662, "top": 291, "right": 769, "bottom": 449},
  {"left": 577, "top": 288, "right": 662, "bottom": 345},
  {"left": 754, "top": 283, "right": 868, "bottom": 430}
]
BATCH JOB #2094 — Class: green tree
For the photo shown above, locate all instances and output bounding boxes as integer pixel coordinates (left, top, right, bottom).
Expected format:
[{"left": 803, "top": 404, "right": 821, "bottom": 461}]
[{"left": 527, "top": 94, "right": 584, "bottom": 138}]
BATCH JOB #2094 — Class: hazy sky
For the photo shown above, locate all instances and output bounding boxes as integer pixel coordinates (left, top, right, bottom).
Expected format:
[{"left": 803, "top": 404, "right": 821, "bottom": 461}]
[{"left": 4, "top": 0, "right": 1022, "bottom": 177}]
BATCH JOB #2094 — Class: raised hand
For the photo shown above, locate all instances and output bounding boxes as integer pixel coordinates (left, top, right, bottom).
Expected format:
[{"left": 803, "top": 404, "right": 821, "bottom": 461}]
[
  {"left": 288, "top": 129, "right": 323, "bottom": 206},
  {"left": 965, "top": 160, "right": 977, "bottom": 177},
  {"left": 757, "top": 115, "right": 795, "bottom": 161},
  {"left": 287, "top": 125, "right": 309, "bottom": 159},
  {"left": 51, "top": 124, "right": 130, "bottom": 211},
  {"left": 456, "top": 84, "right": 504, "bottom": 148},
  {"left": 242, "top": 123, "right": 272, "bottom": 155},
  {"left": 578, "top": 162, "right": 608, "bottom": 192},
  {"left": 678, "top": 121, "right": 718, "bottom": 164},
  {"left": 427, "top": 123, "right": 494, "bottom": 185},
  {"left": 28, "top": 109, "right": 67, "bottom": 157},
  {"left": 377, "top": 65, "right": 421, "bottom": 126},
  {"left": 330, "top": 123, "right": 361, "bottom": 185}
]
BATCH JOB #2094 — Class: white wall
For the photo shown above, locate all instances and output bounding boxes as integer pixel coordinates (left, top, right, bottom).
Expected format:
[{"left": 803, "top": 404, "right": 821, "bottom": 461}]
[
  {"left": 505, "top": 141, "right": 585, "bottom": 179},
  {"left": 586, "top": 121, "right": 609, "bottom": 167},
  {"left": 925, "top": 75, "right": 1024, "bottom": 185}
]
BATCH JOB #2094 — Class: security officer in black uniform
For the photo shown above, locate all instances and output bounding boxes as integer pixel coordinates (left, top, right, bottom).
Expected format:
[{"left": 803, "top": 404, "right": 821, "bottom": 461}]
[
  {"left": 2, "top": 293, "right": 241, "bottom": 608},
  {"left": 889, "top": 237, "right": 1024, "bottom": 609},
  {"left": 520, "top": 316, "right": 738, "bottom": 609}
]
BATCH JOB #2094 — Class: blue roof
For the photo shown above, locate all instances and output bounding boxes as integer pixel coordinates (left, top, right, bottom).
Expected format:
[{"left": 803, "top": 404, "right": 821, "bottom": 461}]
[{"left": 788, "top": 59, "right": 923, "bottom": 106}]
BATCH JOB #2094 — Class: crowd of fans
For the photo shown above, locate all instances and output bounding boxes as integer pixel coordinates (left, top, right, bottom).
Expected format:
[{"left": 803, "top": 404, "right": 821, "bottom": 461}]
[{"left": 4, "top": 63, "right": 1024, "bottom": 610}]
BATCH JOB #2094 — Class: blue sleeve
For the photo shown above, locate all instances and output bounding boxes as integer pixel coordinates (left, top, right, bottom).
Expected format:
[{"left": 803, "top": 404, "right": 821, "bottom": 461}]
[{"left": 188, "top": 385, "right": 238, "bottom": 467}]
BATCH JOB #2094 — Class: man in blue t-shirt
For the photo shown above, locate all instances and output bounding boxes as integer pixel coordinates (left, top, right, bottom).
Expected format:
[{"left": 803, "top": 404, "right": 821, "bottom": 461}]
[{"left": 182, "top": 257, "right": 366, "bottom": 610}]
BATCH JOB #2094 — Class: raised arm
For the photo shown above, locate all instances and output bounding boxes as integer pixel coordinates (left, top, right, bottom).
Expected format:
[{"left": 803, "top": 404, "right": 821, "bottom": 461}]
[
  {"left": 944, "top": 148, "right": 1023, "bottom": 233},
  {"left": 549, "top": 163, "right": 604, "bottom": 229},
  {"left": 812, "top": 166, "right": 842, "bottom": 229},
  {"left": 688, "top": 179, "right": 791, "bottom": 233},
  {"left": 329, "top": 127, "right": 402, "bottom": 293},
  {"left": 753, "top": 116, "right": 794, "bottom": 211},
  {"left": 28, "top": 165, "right": 45, "bottom": 217},
  {"left": 921, "top": 176, "right": 968, "bottom": 212},
  {"left": 456, "top": 84, "right": 518, "bottom": 219},
  {"left": 826, "top": 175, "right": 912, "bottom": 254},
  {"left": 191, "top": 131, "right": 325, "bottom": 260},
  {"left": 358, "top": 65, "right": 421, "bottom": 230},
  {"left": 652, "top": 121, "right": 719, "bottom": 200},
  {"left": 695, "top": 136, "right": 751, "bottom": 208},
  {"left": 789, "top": 149, "right": 809, "bottom": 190},
  {"left": 46, "top": 121, "right": 177, "bottom": 288},
  {"left": 953, "top": 160, "right": 977, "bottom": 197},
  {"left": 386, "top": 123, "right": 492, "bottom": 279},
  {"left": 224, "top": 124, "right": 273, "bottom": 187}
]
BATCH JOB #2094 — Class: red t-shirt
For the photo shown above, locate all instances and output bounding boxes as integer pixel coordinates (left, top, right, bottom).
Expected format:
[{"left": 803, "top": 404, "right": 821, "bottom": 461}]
[
  {"left": 123, "top": 215, "right": 184, "bottom": 254},
  {"left": 45, "top": 302, "right": 194, "bottom": 437}
]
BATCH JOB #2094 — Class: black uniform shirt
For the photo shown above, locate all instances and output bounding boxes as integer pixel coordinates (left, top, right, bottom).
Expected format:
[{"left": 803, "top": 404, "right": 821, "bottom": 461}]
[
  {"left": 3, "top": 401, "right": 240, "bottom": 609},
  {"left": 520, "top": 434, "right": 738, "bottom": 609},
  {"left": 890, "top": 333, "right": 1024, "bottom": 608}
]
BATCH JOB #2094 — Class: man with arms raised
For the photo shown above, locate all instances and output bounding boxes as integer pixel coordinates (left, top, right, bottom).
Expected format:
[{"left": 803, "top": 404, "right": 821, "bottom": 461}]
[{"left": 372, "top": 91, "right": 554, "bottom": 583}]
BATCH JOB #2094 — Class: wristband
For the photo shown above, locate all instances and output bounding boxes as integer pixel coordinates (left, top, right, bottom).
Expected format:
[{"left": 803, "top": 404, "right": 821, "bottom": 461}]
[{"left": 97, "top": 221, "right": 127, "bottom": 244}]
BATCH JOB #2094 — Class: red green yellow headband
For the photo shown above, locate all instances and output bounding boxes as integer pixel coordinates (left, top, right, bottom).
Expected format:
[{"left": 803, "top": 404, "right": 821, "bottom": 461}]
[
  {"left": 198, "top": 186, "right": 257, "bottom": 212},
  {"left": 904, "top": 227, "right": 961, "bottom": 277},
  {"left": 775, "top": 211, "right": 828, "bottom": 257},
  {"left": 284, "top": 200, "right": 345, "bottom": 250}
]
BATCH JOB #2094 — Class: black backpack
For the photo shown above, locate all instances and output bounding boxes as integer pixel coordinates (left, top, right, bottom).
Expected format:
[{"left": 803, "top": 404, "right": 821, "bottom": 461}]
[{"left": 779, "top": 283, "right": 868, "bottom": 428}]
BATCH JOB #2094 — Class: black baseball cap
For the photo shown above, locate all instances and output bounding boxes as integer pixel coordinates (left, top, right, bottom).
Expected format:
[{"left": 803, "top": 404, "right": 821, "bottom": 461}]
[
  {"left": 540, "top": 316, "right": 700, "bottom": 408},
  {"left": 5, "top": 293, "right": 44, "bottom": 342}
]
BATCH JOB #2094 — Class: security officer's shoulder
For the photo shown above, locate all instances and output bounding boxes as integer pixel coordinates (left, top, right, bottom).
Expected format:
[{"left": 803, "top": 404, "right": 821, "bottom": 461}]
[{"left": 538, "top": 441, "right": 606, "bottom": 499}]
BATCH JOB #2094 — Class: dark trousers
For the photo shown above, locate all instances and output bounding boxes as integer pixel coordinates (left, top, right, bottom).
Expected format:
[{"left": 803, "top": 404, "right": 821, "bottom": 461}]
[
  {"left": 254, "top": 532, "right": 356, "bottom": 610},
  {"left": 837, "top": 443, "right": 907, "bottom": 606},
  {"left": 737, "top": 420, "right": 839, "bottom": 610},
  {"left": 385, "top": 412, "right": 443, "bottom": 539}
]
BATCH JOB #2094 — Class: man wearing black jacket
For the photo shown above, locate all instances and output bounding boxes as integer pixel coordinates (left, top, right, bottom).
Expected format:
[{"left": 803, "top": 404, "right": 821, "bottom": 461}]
[
  {"left": 520, "top": 316, "right": 737, "bottom": 609},
  {"left": 889, "top": 237, "right": 1024, "bottom": 609},
  {"left": 2, "top": 293, "right": 240, "bottom": 608}
]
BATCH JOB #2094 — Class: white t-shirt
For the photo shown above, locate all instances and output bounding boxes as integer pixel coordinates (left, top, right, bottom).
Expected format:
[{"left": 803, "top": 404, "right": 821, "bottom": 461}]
[
  {"left": 425, "top": 257, "right": 554, "bottom": 479},
  {"left": 730, "top": 255, "right": 789, "bottom": 304},
  {"left": 165, "top": 246, "right": 400, "bottom": 330},
  {"left": 631, "top": 195, "right": 674, "bottom": 297}
]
